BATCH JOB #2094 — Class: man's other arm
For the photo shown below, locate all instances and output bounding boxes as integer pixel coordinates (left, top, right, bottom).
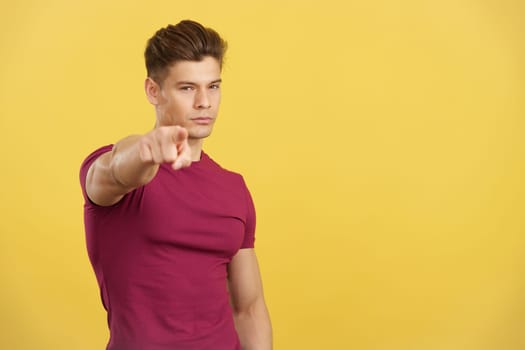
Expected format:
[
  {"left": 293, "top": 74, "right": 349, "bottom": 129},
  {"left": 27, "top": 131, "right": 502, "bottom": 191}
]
[
  {"left": 228, "top": 248, "right": 272, "bottom": 350},
  {"left": 85, "top": 126, "right": 191, "bottom": 206}
]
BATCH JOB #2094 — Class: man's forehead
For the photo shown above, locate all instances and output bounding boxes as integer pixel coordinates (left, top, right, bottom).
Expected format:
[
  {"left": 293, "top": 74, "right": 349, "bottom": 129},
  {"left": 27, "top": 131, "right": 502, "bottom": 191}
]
[{"left": 168, "top": 57, "right": 221, "bottom": 81}]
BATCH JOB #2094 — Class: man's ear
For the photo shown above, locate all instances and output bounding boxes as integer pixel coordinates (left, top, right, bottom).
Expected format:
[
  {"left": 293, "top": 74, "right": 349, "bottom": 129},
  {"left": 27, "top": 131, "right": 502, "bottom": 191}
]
[{"left": 145, "top": 77, "right": 160, "bottom": 105}]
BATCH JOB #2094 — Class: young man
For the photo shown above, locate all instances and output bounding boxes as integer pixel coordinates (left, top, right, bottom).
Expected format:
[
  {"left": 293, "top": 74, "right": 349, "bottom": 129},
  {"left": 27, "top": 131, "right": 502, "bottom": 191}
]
[{"left": 80, "top": 20, "right": 272, "bottom": 350}]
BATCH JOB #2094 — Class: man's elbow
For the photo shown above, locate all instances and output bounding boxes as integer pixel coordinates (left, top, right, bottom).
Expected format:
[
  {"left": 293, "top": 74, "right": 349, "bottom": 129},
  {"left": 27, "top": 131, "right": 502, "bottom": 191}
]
[{"left": 232, "top": 293, "right": 267, "bottom": 316}]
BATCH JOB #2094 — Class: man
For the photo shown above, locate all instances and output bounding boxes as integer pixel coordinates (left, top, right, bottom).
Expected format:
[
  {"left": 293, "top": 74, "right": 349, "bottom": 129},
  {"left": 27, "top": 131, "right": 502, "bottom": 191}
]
[{"left": 80, "top": 20, "right": 272, "bottom": 350}]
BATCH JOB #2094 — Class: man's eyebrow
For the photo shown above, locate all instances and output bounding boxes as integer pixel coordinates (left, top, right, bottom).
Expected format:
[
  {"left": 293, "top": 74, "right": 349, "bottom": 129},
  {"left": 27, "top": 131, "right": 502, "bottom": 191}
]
[{"left": 175, "top": 79, "right": 222, "bottom": 86}]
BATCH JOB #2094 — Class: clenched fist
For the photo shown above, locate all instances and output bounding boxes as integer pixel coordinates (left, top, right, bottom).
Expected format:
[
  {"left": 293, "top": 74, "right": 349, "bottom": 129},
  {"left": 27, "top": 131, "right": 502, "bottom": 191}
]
[{"left": 138, "top": 126, "right": 192, "bottom": 170}]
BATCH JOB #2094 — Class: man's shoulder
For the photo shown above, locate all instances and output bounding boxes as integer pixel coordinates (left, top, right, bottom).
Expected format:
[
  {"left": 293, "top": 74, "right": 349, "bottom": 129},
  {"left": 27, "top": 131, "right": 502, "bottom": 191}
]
[{"left": 81, "top": 145, "right": 114, "bottom": 169}]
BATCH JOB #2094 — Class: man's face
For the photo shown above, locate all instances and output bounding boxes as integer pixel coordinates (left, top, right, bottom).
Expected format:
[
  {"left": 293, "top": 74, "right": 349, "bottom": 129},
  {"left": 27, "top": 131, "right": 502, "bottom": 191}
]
[{"left": 151, "top": 56, "right": 222, "bottom": 141}]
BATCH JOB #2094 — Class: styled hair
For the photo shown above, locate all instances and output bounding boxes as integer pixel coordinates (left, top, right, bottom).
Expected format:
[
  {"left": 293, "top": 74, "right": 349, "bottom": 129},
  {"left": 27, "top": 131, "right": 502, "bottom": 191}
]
[{"left": 144, "top": 20, "right": 228, "bottom": 84}]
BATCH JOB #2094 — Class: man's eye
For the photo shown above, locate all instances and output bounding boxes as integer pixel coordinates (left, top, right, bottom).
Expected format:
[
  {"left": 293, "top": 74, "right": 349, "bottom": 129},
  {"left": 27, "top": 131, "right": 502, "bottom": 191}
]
[
  {"left": 210, "top": 84, "right": 220, "bottom": 89},
  {"left": 180, "top": 86, "right": 194, "bottom": 91}
]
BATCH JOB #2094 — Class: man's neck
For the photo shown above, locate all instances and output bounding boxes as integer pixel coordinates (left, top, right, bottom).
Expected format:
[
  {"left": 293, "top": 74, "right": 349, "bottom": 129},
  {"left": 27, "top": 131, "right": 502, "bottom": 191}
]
[{"left": 188, "top": 138, "right": 204, "bottom": 161}]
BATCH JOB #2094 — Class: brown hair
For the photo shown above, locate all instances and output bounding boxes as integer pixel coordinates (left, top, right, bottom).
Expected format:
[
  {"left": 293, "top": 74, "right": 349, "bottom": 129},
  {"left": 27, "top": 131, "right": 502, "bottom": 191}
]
[{"left": 144, "top": 20, "right": 228, "bottom": 84}]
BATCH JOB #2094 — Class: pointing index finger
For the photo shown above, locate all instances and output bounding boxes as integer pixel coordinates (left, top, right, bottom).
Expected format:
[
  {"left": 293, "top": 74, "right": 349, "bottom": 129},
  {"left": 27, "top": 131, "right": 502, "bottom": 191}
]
[{"left": 172, "top": 126, "right": 188, "bottom": 144}]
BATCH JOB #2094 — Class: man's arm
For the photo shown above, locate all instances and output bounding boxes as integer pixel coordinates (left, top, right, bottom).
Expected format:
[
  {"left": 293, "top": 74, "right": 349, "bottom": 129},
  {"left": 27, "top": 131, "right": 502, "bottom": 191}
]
[
  {"left": 86, "top": 126, "right": 191, "bottom": 206},
  {"left": 228, "top": 248, "right": 272, "bottom": 350}
]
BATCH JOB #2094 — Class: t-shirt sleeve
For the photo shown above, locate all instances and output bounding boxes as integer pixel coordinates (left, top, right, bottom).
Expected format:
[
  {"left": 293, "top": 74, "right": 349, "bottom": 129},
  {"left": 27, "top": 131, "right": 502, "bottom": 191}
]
[
  {"left": 241, "top": 177, "right": 256, "bottom": 249},
  {"left": 79, "top": 145, "right": 114, "bottom": 204}
]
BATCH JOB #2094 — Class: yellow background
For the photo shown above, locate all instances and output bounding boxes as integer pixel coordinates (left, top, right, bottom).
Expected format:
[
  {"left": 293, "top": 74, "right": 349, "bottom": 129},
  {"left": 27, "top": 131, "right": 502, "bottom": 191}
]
[{"left": 1, "top": 0, "right": 524, "bottom": 349}]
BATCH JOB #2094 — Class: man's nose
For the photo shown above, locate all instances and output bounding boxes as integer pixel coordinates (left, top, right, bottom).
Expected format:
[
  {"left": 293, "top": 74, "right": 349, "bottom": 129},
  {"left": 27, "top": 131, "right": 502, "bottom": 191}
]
[{"left": 195, "top": 89, "right": 211, "bottom": 109}]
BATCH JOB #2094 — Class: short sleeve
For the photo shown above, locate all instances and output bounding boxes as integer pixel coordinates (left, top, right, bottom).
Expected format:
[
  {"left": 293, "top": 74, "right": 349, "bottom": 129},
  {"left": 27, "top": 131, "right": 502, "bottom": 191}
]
[
  {"left": 240, "top": 178, "right": 256, "bottom": 249},
  {"left": 79, "top": 145, "right": 113, "bottom": 204}
]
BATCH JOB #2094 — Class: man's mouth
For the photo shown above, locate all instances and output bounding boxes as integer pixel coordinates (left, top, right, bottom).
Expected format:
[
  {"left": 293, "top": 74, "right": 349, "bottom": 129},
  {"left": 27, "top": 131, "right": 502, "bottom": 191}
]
[{"left": 191, "top": 117, "right": 213, "bottom": 125}]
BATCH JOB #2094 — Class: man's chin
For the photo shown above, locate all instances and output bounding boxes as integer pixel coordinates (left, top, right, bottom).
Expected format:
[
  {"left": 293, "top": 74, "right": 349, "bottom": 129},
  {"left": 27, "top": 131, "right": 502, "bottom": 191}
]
[{"left": 188, "top": 130, "right": 213, "bottom": 140}]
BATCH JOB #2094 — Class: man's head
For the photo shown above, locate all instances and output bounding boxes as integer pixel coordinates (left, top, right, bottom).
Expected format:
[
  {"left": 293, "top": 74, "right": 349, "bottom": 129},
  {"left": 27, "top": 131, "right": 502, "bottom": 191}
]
[
  {"left": 144, "top": 20, "right": 227, "bottom": 143},
  {"left": 145, "top": 20, "right": 227, "bottom": 86}
]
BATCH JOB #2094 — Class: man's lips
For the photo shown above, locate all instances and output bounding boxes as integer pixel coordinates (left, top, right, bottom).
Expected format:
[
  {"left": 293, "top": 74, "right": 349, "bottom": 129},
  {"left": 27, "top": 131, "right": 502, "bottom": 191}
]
[{"left": 191, "top": 117, "right": 214, "bottom": 125}]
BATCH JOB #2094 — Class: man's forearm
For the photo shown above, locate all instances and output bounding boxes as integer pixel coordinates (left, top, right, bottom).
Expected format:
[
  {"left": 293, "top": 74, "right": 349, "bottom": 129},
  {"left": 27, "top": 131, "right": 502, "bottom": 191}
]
[
  {"left": 110, "top": 135, "right": 159, "bottom": 190},
  {"left": 86, "top": 126, "right": 191, "bottom": 206},
  {"left": 86, "top": 134, "right": 159, "bottom": 206},
  {"left": 234, "top": 300, "right": 272, "bottom": 350}
]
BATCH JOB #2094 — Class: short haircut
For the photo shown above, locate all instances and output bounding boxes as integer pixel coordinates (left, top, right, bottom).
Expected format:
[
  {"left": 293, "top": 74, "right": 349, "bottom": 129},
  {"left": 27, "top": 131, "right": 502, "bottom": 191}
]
[{"left": 144, "top": 20, "right": 228, "bottom": 85}]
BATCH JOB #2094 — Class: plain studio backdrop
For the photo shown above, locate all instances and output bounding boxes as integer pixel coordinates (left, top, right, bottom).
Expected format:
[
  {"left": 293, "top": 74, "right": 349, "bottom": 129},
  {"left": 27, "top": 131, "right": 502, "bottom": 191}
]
[{"left": 0, "top": 0, "right": 524, "bottom": 349}]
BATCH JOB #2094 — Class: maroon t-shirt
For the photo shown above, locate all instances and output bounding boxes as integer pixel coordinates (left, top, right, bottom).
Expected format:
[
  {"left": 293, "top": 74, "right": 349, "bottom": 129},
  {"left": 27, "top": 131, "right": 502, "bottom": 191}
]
[{"left": 80, "top": 145, "right": 256, "bottom": 350}]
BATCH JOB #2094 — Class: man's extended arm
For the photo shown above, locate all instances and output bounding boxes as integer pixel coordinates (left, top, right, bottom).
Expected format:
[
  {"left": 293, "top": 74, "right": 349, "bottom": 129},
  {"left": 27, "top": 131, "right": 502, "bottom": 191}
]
[
  {"left": 228, "top": 249, "right": 272, "bottom": 350},
  {"left": 85, "top": 126, "right": 191, "bottom": 206}
]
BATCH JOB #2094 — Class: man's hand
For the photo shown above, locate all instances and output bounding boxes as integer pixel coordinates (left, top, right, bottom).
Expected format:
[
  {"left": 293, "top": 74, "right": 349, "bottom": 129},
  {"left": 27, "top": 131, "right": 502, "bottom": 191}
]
[{"left": 138, "top": 126, "right": 192, "bottom": 170}]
